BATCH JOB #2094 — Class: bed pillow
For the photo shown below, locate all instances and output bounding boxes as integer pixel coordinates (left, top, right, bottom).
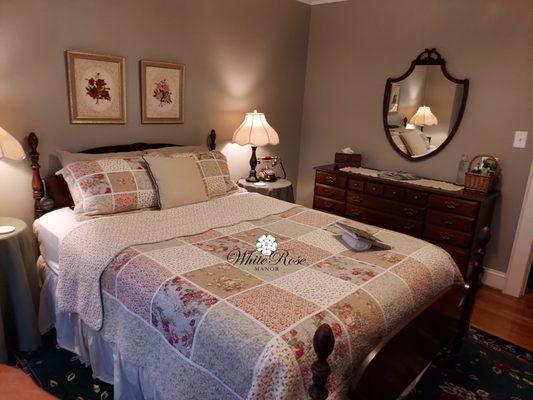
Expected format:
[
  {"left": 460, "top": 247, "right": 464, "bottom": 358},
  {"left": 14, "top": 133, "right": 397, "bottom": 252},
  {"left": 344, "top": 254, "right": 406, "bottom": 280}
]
[
  {"left": 171, "top": 151, "right": 238, "bottom": 198},
  {"left": 56, "top": 149, "right": 143, "bottom": 167},
  {"left": 57, "top": 158, "right": 158, "bottom": 217},
  {"left": 400, "top": 130, "right": 428, "bottom": 156},
  {"left": 143, "top": 155, "right": 208, "bottom": 209},
  {"left": 144, "top": 145, "right": 207, "bottom": 156}
]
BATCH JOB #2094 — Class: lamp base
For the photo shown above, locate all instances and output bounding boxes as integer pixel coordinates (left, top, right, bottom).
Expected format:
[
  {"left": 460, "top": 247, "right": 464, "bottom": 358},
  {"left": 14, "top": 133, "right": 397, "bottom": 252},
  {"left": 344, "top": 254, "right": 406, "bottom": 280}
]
[{"left": 245, "top": 146, "right": 259, "bottom": 182}]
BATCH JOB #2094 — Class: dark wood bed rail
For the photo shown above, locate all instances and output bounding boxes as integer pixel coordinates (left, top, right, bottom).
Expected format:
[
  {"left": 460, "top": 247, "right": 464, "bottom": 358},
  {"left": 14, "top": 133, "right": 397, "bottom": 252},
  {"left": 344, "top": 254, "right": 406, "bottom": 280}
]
[
  {"left": 27, "top": 130, "right": 217, "bottom": 219},
  {"left": 309, "top": 226, "right": 491, "bottom": 400}
]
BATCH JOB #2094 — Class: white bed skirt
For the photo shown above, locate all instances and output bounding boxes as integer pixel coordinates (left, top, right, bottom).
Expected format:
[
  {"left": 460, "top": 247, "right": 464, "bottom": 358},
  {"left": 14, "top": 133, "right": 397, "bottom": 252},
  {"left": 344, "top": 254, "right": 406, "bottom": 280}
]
[{"left": 39, "top": 268, "right": 158, "bottom": 399}]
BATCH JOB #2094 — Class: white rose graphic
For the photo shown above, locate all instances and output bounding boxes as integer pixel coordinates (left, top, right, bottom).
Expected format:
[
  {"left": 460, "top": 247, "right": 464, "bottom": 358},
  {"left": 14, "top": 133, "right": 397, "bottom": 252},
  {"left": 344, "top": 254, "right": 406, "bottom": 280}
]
[{"left": 256, "top": 234, "right": 278, "bottom": 256}]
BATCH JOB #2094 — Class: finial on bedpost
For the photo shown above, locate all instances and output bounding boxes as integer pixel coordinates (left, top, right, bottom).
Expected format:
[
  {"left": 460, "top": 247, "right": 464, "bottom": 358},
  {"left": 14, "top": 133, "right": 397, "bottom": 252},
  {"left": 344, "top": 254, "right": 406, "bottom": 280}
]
[
  {"left": 209, "top": 129, "right": 216, "bottom": 151},
  {"left": 309, "top": 323, "right": 335, "bottom": 400},
  {"left": 28, "top": 132, "right": 44, "bottom": 219},
  {"left": 458, "top": 226, "right": 491, "bottom": 338}
]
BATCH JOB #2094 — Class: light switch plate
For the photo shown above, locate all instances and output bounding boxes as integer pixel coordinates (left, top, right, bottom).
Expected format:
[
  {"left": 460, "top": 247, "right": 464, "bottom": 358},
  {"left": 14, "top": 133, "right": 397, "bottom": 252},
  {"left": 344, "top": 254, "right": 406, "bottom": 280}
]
[{"left": 513, "top": 131, "right": 528, "bottom": 148}]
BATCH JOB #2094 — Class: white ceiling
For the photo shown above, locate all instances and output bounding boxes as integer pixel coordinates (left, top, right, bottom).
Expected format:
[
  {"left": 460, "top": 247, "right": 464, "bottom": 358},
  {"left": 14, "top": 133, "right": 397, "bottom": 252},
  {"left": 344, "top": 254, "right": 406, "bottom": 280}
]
[{"left": 296, "top": 0, "right": 349, "bottom": 5}]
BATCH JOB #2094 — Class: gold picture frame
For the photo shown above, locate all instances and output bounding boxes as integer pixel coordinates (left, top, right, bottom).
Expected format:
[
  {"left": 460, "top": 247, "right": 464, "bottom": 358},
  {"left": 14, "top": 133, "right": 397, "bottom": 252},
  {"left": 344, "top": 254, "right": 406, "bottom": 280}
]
[
  {"left": 140, "top": 60, "right": 184, "bottom": 124},
  {"left": 66, "top": 50, "right": 126, "bottom": 124}
]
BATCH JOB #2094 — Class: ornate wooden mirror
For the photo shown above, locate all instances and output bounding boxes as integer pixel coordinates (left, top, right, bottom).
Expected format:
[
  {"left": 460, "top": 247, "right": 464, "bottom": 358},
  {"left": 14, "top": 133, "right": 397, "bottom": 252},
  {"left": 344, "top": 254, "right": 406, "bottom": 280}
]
[{"left": 383, "top": 48, "right": 469, "bottom": 161}]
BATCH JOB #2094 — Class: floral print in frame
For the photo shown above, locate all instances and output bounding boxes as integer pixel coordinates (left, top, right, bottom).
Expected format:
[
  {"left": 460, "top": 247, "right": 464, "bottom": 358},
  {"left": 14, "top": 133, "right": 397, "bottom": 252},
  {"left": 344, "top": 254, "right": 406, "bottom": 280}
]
[
  {"left": 66, "top": 50, "right": 126, "bottom": 124},
  {"left": 141, "top": 60, "right": 184, "bottom": 124}
]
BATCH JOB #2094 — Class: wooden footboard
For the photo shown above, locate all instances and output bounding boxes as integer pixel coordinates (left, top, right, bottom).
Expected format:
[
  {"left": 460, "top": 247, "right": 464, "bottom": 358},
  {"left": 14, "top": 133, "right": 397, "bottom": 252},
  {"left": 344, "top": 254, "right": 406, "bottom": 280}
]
[{"left": 309, "top": 226, "right": 491, "bottom": 400}]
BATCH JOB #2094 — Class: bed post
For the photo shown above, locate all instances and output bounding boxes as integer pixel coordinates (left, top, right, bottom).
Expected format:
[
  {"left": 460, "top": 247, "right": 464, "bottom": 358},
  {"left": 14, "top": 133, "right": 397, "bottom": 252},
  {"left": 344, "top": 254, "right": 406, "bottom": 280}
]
[
  {"left": 209, "top": 129, "right": 216, "bottom": 150},
  {"left": 457, "top": 226, "right": 491, "bottom": 338},
  {"left": 309, "top": 324, "right": 335, "bottom": 400},
  {"left": 28, "top": 132, "right": 44, "bottom": 219}
]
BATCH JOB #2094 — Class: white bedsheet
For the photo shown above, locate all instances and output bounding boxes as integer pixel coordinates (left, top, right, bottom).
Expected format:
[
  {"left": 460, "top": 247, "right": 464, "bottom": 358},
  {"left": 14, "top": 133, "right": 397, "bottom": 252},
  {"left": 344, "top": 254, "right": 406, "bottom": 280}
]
[{"left": 33, "top": 207, "right": 81, "bottom": 273}]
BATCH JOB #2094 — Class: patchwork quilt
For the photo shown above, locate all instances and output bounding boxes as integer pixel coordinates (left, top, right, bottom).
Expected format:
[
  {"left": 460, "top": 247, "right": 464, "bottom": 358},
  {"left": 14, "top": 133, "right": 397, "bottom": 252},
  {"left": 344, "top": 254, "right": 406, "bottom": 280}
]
[{"left": 57, "top": 192, "right": 462, "bottom": 399}]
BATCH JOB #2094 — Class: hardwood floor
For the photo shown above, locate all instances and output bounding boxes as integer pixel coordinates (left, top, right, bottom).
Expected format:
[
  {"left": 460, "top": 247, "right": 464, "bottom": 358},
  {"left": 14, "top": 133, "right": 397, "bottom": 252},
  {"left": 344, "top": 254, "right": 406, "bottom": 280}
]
[{"left": 471, "top": 285, "right": 533, "bottom": 351}]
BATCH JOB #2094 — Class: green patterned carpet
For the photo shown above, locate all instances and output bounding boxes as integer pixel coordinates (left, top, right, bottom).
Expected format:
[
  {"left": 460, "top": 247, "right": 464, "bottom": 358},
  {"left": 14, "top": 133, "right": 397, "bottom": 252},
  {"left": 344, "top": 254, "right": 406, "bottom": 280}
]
[{"left": 12, "top": 328, "right": 532, "bottom": 399}]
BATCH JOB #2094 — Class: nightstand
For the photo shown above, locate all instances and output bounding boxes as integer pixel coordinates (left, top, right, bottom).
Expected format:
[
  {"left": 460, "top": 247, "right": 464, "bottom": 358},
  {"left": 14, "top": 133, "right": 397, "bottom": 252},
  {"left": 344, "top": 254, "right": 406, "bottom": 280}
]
[
  {"left": 0, "top": 217, "right": 40, "bottom": 363},
  {"left": 238, "top": 178, "right": 294, "bottom": 203}
]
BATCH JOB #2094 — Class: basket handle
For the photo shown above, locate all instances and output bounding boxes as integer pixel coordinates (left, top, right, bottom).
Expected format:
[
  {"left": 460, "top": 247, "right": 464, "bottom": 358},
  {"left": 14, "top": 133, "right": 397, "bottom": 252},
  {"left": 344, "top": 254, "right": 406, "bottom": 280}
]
[{"left": 467, "top": 154, "right": 500, "bottom": 174}]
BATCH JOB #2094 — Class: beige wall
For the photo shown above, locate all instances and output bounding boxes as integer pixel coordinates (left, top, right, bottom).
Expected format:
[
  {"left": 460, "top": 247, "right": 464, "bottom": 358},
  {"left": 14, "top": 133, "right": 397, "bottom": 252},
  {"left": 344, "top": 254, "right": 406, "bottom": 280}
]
[
  {"left": 297, "top": 0, "right": 533, "bottom": 271},
  {"left": 0, "top": 0, "right": 310, "bottom": 223}
]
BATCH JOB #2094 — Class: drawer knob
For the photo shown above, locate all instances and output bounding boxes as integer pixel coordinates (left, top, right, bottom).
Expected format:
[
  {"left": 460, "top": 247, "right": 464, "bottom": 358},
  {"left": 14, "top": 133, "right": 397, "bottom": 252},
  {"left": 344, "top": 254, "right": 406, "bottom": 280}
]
[
  {"left": 351, "top": 196, "right": 362, "bottom": 203},
  {"left": 325, "top": 190, "right": 335, "bottom": 197},
  {"left": 353, "top": 183, "right": 359, "bottom": 187},
  {"left": 392, "top": 191, "right": 397, "bottom": 195},
  {"left": 403, "top": 207, "right": 417, "bottom": 216},
  {"left": 412, "top": 195, "right": 419, "bottom": 200},
  {"left": 323, "top": 202, "right": 333, "bottom": 209},
  {"left": 445, "top": 200, "right": 459, "bottom": 209},
  {"left": 326, "top": 176, "right": 336, "bottom": 184},
  {"left": 443, "top": 219, "right": 454, "bottom": 226},
  {"left": 440, "top": 232, "right": 453, "bottom": 241},
  {"left": 371, "top": 187, "right": 377, "bottom": 191}
]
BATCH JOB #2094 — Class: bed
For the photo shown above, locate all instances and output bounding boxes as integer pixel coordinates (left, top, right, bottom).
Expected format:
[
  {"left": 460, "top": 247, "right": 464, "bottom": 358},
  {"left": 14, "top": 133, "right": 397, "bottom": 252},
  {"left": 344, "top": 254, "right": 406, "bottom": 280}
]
[{"left": 28, "top": 132, "right": 490, "bottom": 400}]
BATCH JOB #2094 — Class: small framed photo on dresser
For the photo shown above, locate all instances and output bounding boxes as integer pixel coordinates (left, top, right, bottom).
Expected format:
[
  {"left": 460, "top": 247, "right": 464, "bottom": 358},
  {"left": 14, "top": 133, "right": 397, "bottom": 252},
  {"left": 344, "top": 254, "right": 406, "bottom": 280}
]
[
  {"left": 66, "top": 50, "right": 126, "bottom": 124},
  {"left": 140, "top": 60, "right": 184, "bottom": 124}
]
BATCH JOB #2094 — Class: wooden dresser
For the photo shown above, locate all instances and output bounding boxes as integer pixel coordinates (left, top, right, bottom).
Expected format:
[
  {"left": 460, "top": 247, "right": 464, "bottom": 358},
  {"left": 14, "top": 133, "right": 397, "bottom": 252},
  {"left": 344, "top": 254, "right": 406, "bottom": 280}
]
[{"left": 313, "top": 165, "right": 499, "bottom": 278}]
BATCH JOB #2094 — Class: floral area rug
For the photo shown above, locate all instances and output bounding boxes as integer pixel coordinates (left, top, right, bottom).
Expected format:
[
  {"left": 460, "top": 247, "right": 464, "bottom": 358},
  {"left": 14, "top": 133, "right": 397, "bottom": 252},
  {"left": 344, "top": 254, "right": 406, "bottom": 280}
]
[
  {"left": 12, "top": 328, "right": 532, "bottom": 400},
  {"left": 407, "top": 327, "right": 532, "bottom": 400}
]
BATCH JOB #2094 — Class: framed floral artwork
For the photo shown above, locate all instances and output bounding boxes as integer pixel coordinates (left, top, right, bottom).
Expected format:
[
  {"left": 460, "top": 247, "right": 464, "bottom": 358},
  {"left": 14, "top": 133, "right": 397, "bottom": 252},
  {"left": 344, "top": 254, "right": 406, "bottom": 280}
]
[
  {"left": 66, "top": 50, "right": 126, "bottom": 124},
  {"left": 140, "top": 60, "right": 184, "bottom": 124}
]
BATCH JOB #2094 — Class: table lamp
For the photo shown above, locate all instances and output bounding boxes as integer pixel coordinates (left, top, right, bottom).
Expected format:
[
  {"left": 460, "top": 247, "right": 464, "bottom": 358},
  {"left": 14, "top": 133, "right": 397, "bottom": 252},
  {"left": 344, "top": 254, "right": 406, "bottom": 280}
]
[
  {"left": 232, "top": 110, "right": 279, "bottom": 182},
  {"left": 0, "top": 126, "right": 25, "bottom": 234},
  {"left": 409, "top": 106, "right": 438, "bottom": 131}
]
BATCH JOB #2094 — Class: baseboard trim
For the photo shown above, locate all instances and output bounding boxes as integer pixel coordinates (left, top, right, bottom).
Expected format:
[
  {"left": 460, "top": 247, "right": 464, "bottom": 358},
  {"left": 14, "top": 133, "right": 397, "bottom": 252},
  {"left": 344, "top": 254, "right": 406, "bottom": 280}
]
[{"left": 481, "top": 268, "right": 507, "bottom": 290}]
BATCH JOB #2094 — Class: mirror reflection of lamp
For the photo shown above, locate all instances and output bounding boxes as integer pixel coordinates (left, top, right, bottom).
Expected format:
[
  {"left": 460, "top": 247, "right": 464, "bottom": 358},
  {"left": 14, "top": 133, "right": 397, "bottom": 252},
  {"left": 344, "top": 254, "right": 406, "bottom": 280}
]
[
  {"left": 409, "top": 106, "right": 438, "bottom": 132},
  {"left": 0, "top": 126, "right": 26, "bottom": 234},
  {"left": 232, "top": 110, "right": 279, "bottom": 182}
]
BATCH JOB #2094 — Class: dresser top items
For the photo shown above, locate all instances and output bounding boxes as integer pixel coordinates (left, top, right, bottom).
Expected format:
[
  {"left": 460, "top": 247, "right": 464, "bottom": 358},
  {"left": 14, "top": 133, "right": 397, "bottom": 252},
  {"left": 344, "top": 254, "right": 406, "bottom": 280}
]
[{"left": 314, "top": 164, "right": 499, "bottom": 202}]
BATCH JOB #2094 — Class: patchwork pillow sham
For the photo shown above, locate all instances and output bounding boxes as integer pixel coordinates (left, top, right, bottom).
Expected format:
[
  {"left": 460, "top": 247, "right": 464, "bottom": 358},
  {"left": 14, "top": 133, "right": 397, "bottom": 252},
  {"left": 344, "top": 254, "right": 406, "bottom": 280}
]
[
  {"left": 170, "top": 151, "right": 238, "bottom": 198},
  {"left": 58, "top": 158, "right": 158, "bottom": 218},
  {"left": 56, "top": 149, "right": 143, "bottom": 167}
]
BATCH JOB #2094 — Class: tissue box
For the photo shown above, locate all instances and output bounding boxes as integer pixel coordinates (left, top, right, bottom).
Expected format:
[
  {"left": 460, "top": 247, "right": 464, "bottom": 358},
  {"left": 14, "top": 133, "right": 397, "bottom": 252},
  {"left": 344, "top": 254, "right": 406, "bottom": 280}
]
[{"left": 335, "top": 153, "right": 361, "bottom": 167}]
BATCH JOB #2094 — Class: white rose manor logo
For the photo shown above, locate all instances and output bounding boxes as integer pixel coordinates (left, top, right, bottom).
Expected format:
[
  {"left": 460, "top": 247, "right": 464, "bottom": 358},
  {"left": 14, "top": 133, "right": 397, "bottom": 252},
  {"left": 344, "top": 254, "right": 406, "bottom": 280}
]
[
  {"left": 256, "top": 234, "right": 278, "bottom": 256},
  {"left": 227, "top": 234, "right": 306, "bottom": 272}
]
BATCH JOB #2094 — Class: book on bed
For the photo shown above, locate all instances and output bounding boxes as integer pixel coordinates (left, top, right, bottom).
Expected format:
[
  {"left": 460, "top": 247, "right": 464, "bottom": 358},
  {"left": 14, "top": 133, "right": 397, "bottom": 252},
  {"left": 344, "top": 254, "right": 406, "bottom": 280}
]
[{"left": 335, "top": 222, "right": 391, "bottom": 251}]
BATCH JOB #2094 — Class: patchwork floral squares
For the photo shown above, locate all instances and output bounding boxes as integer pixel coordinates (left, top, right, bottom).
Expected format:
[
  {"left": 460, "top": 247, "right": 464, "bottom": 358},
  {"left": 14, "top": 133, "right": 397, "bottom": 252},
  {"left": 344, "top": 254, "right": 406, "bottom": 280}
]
[
  {"left": 59, "top": 157, "right": 158, "bottom": 217},
  {"left": 228, "top": 285, "right": 318, "bottom": 333},
  {"left": 101, "top": 247, "right": 140, "bottom": 295},
  {"left": 341, "top": 249, "right": 405, "bottom": 268},
  {"left": 231, "top": 227, "right": 289, "bottom": 245},
  {"left": 283, "top": 311, "right": 350, "bottom": 395},
  {"left": 184, "top": 263, "right": 262, "bottom": 298},
  {"left": 180, "top": 230, "right": 223, "bottom": 244},
  {"left": 288, "top": 210, "right": 340, "bottom": 228},
  {"left": 194, "top": 236, "right": 255, "bottom": 261},
  {"left": 391, "top": 257, "right": 434, "bottom": 304},
  {"left": 329, "top": 289, "right": 386, "bottom": 360},
  {"left": 314, "top": 255, "right": 383, "bottom": 285},
  {"left": 151, "top": 276, "right": 218, "bottom": 357}
]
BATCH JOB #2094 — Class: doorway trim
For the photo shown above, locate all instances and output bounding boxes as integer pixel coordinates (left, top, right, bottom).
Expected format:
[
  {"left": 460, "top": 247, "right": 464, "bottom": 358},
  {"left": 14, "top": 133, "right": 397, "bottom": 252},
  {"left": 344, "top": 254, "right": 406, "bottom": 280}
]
[{"left": 504, "top": 160, "right": 533, "bottom": 297}]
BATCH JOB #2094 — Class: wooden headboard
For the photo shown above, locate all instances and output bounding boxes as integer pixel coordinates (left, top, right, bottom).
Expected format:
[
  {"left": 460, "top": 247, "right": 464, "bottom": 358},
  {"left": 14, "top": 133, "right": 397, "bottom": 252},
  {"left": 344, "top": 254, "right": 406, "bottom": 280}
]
[{"left": 28, "top": 130, "right": 217, "bottom": 219}]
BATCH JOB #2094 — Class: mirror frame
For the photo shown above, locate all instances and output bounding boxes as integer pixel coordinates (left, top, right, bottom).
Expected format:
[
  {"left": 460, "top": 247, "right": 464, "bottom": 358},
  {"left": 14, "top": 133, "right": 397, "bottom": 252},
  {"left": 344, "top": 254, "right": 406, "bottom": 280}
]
[{"left": 383, "top": 48, "right": 469, "bottom": 161}]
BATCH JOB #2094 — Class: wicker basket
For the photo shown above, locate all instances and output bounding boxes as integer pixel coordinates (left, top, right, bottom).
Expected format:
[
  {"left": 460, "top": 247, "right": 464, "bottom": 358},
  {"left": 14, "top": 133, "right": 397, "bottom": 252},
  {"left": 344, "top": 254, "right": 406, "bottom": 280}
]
[{"left": 464, "top": 154, "right": 499, "bottom": 193}]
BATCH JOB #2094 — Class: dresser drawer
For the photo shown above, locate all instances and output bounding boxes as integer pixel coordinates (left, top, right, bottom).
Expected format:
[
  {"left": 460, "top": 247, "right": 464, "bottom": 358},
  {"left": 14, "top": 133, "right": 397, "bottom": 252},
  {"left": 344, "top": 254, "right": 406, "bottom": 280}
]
[
  {"left": 313, "top": 196, "right": 345, "bottom": 215},
  {"left": 346, "top": 191, "right": 364, "bottom": 205},
  {"left": 316, "top": 171, "right": 346, "bottom": 188},
  {"left": 384, "top": 185, "right": 405, "bottom": 201},
  {"left": 348, "top": 178, "right": 365, "bottom": 192},
  {"left": 428, "top": 195, "right": 478, "bottom": 217},
  {"left": 314, "top": 184, "right": 345, "bottom": 201},
  {"left": 426, "top": 210, "right": 475, "bottom": 233},
  {"left": 364, "top": 182, "right": 384, "bottom": 196},
  {"left": 349, "top": 193, "right": 425, "bottom": 221},
  {"left": 424, "top": 224, "right": 472, "bottom": 248},
  {"left": 345, "top": 204, "right": 423, "bottom": 236},
  {"left": 405, "top": 189, "right": 427, "bottom": 206}
]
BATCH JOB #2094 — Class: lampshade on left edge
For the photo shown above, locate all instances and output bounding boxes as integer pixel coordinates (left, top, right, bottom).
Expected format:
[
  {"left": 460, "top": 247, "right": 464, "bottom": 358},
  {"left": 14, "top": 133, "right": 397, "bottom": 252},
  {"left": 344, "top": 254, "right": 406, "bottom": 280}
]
[{"left": 0, "top": 126, "right": 25, "bottom": 160}]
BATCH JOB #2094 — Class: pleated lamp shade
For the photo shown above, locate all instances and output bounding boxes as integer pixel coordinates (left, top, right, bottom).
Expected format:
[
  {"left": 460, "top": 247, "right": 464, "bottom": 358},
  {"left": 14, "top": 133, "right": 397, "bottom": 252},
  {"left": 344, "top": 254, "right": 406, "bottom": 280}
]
[
  {"left": 0, "top": 126, "right": 25, "bottom": 160},
  {"left": 232, "top": 110, "right": 279, "bottom": 147},
  {"left": 409, "top": 106, "right": 438, "bottom": 127}
]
